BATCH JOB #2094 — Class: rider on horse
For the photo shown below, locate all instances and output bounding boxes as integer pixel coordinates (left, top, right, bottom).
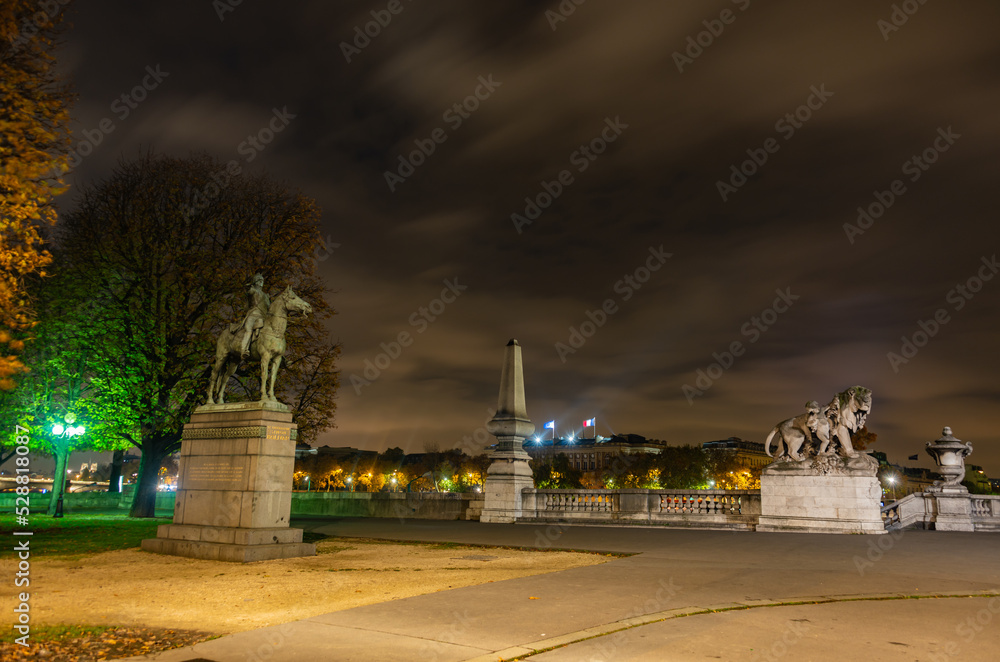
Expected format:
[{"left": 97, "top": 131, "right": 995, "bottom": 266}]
[{"left": 236, "top": 273, "right": 270, "bottom": 359}]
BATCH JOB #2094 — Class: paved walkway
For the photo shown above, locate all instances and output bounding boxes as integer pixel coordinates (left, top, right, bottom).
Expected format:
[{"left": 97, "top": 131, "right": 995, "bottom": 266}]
[{"left": 125, "top": 519, "right": 1000, "bottom": 661}]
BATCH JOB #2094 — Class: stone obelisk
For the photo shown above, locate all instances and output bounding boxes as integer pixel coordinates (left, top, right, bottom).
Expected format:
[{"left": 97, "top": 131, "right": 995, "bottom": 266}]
[{"left": 480, "top": 339, "right": 535, "bottom": 524}]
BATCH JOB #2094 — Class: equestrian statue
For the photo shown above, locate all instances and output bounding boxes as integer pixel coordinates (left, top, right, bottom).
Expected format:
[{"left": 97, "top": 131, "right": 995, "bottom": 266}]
[{"left": 206, "top": 273, "right": 312, "bottom": 405}]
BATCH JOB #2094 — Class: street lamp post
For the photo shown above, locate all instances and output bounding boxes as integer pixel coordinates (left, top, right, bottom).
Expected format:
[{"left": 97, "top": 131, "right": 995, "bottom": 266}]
[{"left": 51, "top": 415, "right": 86, "bottom": 519}]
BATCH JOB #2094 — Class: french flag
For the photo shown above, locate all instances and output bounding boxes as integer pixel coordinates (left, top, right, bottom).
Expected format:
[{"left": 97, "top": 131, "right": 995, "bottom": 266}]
[{"left": 583, "top": 418, "right": 595, "bottom": 427}]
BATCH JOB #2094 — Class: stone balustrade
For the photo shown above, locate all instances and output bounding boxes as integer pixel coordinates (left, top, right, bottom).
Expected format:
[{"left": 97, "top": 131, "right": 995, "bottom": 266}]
[
  {"left": 519, "top": 488, "right": 760, "bottom": 530},
  {"left": 971, "top": 495, "right": 1000, "bottom": 531},
  {"left": 882, "top": 492, "right": 1000, "bottom": 531}
]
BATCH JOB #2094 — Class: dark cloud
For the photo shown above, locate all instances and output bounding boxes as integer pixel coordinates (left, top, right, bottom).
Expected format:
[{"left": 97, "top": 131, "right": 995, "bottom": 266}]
[{"left": 61, "top": 0, "right": 1000, "bottom": 472}]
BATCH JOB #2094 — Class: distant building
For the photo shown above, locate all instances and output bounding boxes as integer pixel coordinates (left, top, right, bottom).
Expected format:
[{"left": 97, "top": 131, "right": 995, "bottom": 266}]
[
  {"left": 898, "top": 466, "right": 936, "bottom": 497},
  {"left": 523, "top": 434, "right": 668, "bottom": 472},
  {"left": 868, "top": 451, "right": 889, "bottom": 465},
  {"left": 702, "top": 437, "right": 772, "bottom": 469}
]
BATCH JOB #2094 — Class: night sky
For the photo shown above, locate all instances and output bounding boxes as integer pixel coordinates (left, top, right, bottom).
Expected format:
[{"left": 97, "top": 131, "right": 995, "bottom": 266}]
[{"left": 57, "top": 1, "right": 1000, "bottom": 474}]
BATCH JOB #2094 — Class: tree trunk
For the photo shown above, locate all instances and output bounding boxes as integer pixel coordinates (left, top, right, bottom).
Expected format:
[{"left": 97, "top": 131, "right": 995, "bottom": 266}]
[
  {"left": 129, "top": 446, "right": 166, "bottom": 518},
  {"left": 47, "top": 445, "right": 70, "bottom": 516},
  {"left": 107, "top": 448, "right": 124, "bottom": 493}
]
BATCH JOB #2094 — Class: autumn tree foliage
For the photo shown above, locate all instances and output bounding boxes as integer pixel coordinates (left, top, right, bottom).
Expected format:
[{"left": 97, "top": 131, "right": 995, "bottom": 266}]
[
  {"left": 850, "top": 426, "right": 877, "bottom": 451},
  {"left": 54, "top": 153, "right": 340, "bottom": 517},
  {"left": 0, "top": 1, "right": 74, "bottom": 390}
]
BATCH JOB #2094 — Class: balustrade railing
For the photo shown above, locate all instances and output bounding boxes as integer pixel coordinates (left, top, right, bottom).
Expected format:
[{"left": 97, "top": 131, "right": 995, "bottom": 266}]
[
  {"left": 543, "top": 491, "right": 616, "bottom": 512},
  {"left": 659, "top": 492, "right": 746, "bottom": 515},
  {"left": 971, "top": 495, "right": 1000, "bottom": 520},
  {"left": 881, "top": 500, "right": 901, "bottom": 529},
  {"left": 521, "top": 488, "right": 760, "bottom": 529}
]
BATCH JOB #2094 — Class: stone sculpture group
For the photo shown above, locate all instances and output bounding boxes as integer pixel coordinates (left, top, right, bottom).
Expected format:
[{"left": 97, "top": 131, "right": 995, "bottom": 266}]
[{"left": 764, "top": 385, "right": 872, "bottom": 461}]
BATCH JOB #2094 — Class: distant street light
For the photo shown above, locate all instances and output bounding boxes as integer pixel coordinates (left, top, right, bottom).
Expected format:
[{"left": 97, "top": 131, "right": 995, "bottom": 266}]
[
  {"left": 887, "top": 474, "right": 898, "bottom": 501},
  {"left": 50, "top": 414, "right": 86, "bottom": 518}
]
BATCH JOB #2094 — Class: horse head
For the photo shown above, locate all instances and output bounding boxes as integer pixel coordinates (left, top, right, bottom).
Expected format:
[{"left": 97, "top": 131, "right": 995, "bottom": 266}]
[{"left": 280, "top": 285, "right": 312, "bottom": 317}]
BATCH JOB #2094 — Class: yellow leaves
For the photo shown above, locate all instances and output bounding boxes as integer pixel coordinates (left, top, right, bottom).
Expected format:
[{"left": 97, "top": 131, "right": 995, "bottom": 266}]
[{"left": 0, "top": 0, "right": 73, "bottom": 392}]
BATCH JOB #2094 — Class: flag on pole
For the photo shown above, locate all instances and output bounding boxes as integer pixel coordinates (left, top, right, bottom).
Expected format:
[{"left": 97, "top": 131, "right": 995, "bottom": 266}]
[
  {"left": 583, "top": 418, "right": 595, "bottom": 427},
  {"left": 544, "top": 421, "right": 555, "bottom": 430}
]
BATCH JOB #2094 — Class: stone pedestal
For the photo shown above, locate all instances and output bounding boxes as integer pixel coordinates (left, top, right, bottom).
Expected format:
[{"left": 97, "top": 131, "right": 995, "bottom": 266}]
[
  {"left": 758, "top": 453, "right": 885, "bottom": 534},
  {"left": 141, "top": 402, "right": 316, "bottom": 562},
  {"left": 922, "top": 487, "right": 975, "bottom": 531},
  {"left": 481, "top": 452, "right": 535, "bottom": 524}
]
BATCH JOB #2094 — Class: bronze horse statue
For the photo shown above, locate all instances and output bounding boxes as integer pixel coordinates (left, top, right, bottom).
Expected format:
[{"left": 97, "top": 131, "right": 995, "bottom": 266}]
[{"left": 206, "top": 285, "right": 312, "bottom": 404}]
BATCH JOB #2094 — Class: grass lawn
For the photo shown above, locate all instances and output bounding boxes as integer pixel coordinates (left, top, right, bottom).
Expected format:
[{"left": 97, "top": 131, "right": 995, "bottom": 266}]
[{"left": 0, "top": 512, "right": 172, "bottom": 559}]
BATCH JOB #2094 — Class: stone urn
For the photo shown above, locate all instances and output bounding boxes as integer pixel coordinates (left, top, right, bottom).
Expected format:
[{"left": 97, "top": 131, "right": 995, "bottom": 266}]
[{"left": 925, "top": 426, "right": 973, "bottom": 491}]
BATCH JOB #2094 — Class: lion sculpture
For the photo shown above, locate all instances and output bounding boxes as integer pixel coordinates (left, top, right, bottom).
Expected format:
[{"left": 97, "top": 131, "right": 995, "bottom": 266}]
[
  {"left": 826, "top": 385, "right": 872, "bottom": 457},
  {"left": 765, "top": 386, "right": 872, "bottom": 461}
]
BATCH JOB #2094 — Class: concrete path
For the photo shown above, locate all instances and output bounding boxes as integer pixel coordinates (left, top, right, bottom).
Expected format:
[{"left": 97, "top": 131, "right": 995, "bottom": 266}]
[{"left": 123, "top": 519, "right": 1000, "bottom": 661}]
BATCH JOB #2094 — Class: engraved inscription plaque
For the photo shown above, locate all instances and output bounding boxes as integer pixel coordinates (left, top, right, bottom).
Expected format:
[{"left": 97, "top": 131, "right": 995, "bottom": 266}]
[{"left": 183, "top": 458, "right": 247, "bottom": 491}]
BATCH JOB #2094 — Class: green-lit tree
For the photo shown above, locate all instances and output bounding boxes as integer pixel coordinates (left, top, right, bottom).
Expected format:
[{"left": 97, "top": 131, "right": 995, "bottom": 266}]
[
  {"left": 0, "top": 293, "right": 130, "bottom": 514},
  {"left": 52, "top": 152, "right": 339, "bottom": 517}
]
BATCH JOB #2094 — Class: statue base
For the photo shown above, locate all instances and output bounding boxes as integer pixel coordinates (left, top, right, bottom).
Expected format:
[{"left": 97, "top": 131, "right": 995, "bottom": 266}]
[
  {"left": 920, "top": 489, "right": 975, "bottom": 531},
  {"left": 141, "top": 402, "right": 315, "bottom": 562},
  {"left": 757, "top": 453, "right": 886, "bottom": 534},
  {"left": 480, "top": 450, "right": 534, "bottom": 524}
]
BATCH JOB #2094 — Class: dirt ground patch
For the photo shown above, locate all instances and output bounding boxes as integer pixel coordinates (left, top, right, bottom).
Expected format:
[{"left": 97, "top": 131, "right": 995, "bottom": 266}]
[{"left": 4, "top": 537, "right": 610, "bottom": 635}]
